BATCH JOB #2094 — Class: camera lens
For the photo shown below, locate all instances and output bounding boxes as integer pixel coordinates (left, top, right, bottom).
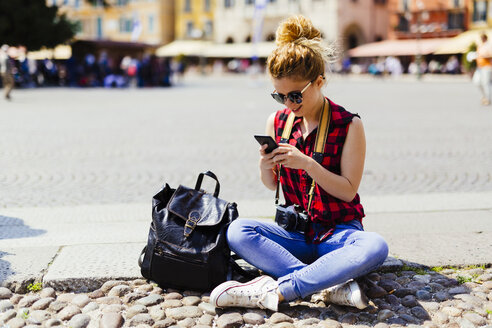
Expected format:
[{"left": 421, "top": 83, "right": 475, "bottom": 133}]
[
  {"left": 275, "top": 205, "right": 300, "bottom": 232},
  {"left": 277, "top": 213, "right": 294, "bottom": 231}
]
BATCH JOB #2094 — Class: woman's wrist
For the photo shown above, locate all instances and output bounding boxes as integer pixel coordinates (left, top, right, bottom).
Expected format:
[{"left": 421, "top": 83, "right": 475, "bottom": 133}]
[
  {"left": 304, "top": 156, "right": 316, "bottom": 175},
  {"left": 260, "top": 164, "right": 275, "bottom": 173}
]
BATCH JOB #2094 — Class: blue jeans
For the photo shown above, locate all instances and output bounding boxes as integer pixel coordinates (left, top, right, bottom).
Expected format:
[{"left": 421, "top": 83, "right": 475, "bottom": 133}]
[{"left": 227, "top": 218, "right": 389, "bottom": 302}]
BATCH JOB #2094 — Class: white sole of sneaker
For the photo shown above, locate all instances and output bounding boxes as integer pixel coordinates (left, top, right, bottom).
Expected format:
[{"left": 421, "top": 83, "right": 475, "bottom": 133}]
[
  {"left": 210, "top": 281, "right": 238, "bottom": 308},
  {"left": 210, "top": 276, "right": 271, "bottom": 308}
]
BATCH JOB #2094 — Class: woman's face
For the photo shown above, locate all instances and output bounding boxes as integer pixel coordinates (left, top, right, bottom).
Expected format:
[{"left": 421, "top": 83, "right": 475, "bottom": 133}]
[{"left": 271, "top": 76, "right": 322, "bottom": 118}]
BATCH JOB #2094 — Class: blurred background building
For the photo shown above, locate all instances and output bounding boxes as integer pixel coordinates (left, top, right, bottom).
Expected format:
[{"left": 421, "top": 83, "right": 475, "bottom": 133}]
[
  {"left": 44, "top": 0, "right": 492, "bottom": 63},
  {"left": 388, "top": 0, "right": 468, "bottom": 40},
  {"left": 55, "top": 0, "right": 174, "bottom": 45},
  {"left": 175, "top": 0, "right": 215, "bottom": 40},
  {"left": 3, "top": 0, "right": 492, "bottom": 88},
  {"left": 213, "top": 0, "right": 389, "bottom": 53}
]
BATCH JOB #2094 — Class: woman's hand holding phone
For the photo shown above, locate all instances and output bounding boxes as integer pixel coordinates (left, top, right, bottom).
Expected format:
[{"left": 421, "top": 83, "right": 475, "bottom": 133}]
[
  {"left": 259, "top": 144, "right": 278, "bottom": 170},
  {"left": 256, "top": 135, "right": 279, "bottom": 170},
  {"left": 272, "top": 144, "right": 312, "bottom": 170}
]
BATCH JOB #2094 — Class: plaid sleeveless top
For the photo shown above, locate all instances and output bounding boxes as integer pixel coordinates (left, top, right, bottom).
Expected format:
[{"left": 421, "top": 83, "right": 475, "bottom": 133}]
[{"left": 274, "top": 98, "right": 365, "bottom": 243}]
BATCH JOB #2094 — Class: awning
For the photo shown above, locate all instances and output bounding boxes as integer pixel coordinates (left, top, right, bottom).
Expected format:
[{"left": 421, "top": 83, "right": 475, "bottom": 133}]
[
  {"left": 434, "top": 29, "right": 492, "bottom": 54},
  {"left": 155, "top": 40, "right": 213, "bottom": 57},
  {"left": 155, "top": 40, "right": 275, "bottom": 58},
  {"left": 348, "top": 38, "right": 449, "bottom": 57},
  {"left": 203, "top": 42, "right": 275, "bottom": 58},
  {"left": 27, "top": 45, "right": 72, "bottom": 60}
]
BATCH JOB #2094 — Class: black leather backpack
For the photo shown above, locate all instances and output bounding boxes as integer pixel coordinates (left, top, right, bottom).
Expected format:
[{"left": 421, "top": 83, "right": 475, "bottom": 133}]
[{"left": 139, "top": 171, "right": 249, "bottom": 291}]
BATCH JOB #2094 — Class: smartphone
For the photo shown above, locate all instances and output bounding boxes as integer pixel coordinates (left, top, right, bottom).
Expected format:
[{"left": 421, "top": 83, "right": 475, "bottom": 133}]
[{"left": 254, "top": 135, "right": 278, "bottom": 154}]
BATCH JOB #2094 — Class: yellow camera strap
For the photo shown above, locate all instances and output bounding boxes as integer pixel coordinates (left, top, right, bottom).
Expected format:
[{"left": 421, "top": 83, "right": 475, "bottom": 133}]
[
  {"left": 280, "top": 113, "right": 296, "bottom": 143},
  {"left": 275, "top": 112, "right": 296, "bottom": 205},
  {"left": 307, "top": 98, "right": 331, "bottom": 212},
  {"left": 275, "top": 99, "right": 331, "bottom": 212}
]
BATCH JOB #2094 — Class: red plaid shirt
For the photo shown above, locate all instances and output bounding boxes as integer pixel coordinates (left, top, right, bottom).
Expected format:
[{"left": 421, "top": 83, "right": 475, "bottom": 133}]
[{"left": 274, "top": 98, "right": 365, "bottom": 243}]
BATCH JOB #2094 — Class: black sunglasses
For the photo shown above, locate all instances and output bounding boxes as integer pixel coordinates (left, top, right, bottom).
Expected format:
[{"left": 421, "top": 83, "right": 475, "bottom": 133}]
[{"left": 271, "top": 80, "right": 313, "bottom": 105}]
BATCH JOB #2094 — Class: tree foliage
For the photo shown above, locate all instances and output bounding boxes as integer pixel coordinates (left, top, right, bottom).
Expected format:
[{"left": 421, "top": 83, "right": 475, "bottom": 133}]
[{"left": 0, "top": 0, "right": 78, "bottom": 51}]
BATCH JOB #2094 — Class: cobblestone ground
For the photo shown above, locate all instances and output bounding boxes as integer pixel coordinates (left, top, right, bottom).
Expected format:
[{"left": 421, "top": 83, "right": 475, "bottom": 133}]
[
  {"left": 1, "top": 75, "right": 492, "bottom": 207},
  {"left": 0, "top": 266, "right": 491, "bottom": 328}
]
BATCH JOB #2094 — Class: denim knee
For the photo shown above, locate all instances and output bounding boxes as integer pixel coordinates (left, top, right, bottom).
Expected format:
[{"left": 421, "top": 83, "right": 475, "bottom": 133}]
[
  {"left": 226, "top": 219, "right": 254, "bottom": 253},
  {"left": 361, "top": 232, "right": 389, "bottom": 269}
]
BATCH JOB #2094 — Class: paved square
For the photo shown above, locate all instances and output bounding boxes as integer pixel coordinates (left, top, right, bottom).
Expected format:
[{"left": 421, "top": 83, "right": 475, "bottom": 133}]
[{"left": 1, "top": 75, "right": 491, "bottom": 207}]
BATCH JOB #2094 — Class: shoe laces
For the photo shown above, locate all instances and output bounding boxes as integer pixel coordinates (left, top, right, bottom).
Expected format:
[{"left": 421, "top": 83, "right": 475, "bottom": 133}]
[{"left": 229, "top": 285, "right": 276, "bottom": 308}]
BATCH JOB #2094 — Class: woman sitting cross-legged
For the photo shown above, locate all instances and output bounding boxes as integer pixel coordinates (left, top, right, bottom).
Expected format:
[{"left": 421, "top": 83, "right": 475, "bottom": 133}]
[{"left": 210, "top": 15, "right": 389, "bottom": 312}]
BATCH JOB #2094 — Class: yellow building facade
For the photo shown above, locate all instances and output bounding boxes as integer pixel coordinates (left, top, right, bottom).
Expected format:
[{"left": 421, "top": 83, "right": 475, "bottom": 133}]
[
  {"left": 174, "top": 0, "right": 215, "bottom": 40},
  {"left": 51, "top": 0, "right": 174, "bottom": 45}
]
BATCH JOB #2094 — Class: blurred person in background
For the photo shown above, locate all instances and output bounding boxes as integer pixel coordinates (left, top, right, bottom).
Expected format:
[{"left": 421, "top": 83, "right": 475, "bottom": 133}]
[
  {"left": 385, "top": 56, "right": 403, "bottom": 78},
  {"left": 428, "top": 59, "right": 440, "bottom": 74},
  {"left": 476, "top": 33, "right": 492, "bottom": 106},
  {"left": 341, "top": 57, "right": 351, "bottom": 74},
  {"left": 210, "top": 15, "right": 388, "bottom": 312},
  {"left": 0, "top": 44, "right": 15, "bottom": 100},
  {"left": 445, "top": 55, "right": 460, "bottom": 74}
]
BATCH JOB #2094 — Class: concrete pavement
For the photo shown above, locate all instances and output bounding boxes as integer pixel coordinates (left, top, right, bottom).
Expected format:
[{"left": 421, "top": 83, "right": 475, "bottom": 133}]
[
  {"left": 1, "top": 192, "right": 491, "bottom": 292},
  {"left": 1, "top": 74, "right": 492, "bottom": 292}
]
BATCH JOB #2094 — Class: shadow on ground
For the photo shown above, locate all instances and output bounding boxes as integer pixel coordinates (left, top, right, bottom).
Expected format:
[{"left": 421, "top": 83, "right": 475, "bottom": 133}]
[
  {"left": 0, "top": 215, "right": 46, "bottom": 239},
  {"left": 0, "top": 215, "right": 46, "bottom": 288}
]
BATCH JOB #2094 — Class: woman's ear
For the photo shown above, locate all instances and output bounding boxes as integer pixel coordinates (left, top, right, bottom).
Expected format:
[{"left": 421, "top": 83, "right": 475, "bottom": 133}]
[{"left": 315, "top": 74, "right": 325, "bottom": 87}]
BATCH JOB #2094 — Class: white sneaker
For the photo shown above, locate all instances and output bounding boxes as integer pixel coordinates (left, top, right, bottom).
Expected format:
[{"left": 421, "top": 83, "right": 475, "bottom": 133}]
[
  {"left": 210, "top": 276, "right": 279, "bottom": 311},
  {"left": 319, "top": 280, "right": 369, "bottom": 309}
]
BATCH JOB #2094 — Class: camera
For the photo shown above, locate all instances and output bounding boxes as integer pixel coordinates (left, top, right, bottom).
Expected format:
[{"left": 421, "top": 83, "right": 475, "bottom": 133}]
[{"left": 275, "top": 204, "right": 310, "bottom": 234}]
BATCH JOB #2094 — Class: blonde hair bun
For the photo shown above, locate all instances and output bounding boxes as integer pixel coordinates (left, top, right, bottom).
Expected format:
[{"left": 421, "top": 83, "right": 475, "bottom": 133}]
[
  {"left": 267, "top": 15, "right": 337, "bottom": 80},
  {"left": 275, "top": 15, "right": 321, "bottom": 47}
]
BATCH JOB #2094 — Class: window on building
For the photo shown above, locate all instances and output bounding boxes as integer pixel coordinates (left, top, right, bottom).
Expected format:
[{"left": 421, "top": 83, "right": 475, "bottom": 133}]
[
  {"left": 119, "top": 17, "right": 133, "bottom": 33},
  {"left": 225, "top": 0, "right": 234, "bottom": 8},
  {"left": 448, "top": 12, "right": 464, "bottom": 29},
  {"left": 148, "top": 14, "right": 155, "bottom": 33},
  {"left": 204, "top": 20, "right": 213, "bottom": 37},
  {"left": 184, "top": 0, "right": 191, "bottom": 12},
  {"left": 268, "top": 0, "right": 276, "bottom": 3},
  {"left": 398, "top": 14, "right": 410, "bottom": 31},
  {"left": 204, "top": 0, "right": 211, "bottom": 11},
  {"left": 117, "top": 0, "right": 129, "bottom": 6},
  {"left": 79, "top": 19, "right": 85, "bottom": 34},
  {"left": 186, "top": 21, "right": 194, "bottom": 37},
  {"left": 453, "top": 0, "right": 461, "bottom": 7},
  {"left": 51, "top": 0, "right": 57, "bottom": 5},
  {"left": 348, "top": 35, "right": 358, "bottom": 49},
  {"left": 96, "top": 17, "right": 103, "bottom": 39},
  {"left": 245, "top": 35, "right": 251, "bottom": 42},
  {"left": 473, "top": 0, "right": 487, "bottom": 22},
  {"left": 245, "top": 0, "right": 254, "bottom": 4},
  {"left": 225, "top": 36, "right": 234, "bottom": 43},
  {"left": 75, "top": 0, "right": 80, "bottom": 8},
  {"left": 402, "top": 0, "right": 409, "bottom": 12}
]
